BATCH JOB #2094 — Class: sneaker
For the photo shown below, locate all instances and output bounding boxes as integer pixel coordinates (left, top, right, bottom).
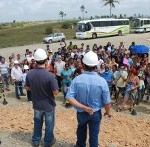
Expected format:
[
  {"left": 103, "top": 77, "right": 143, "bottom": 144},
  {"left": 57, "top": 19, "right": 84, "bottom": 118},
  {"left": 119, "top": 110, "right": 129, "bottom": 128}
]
[
  {"left": 16, "top": 96, "right": 20, "bottom": 99},
  {"left": 32, "top": 142, "right": 39, "bottom": 147},
  {"left": 131, "top": 110, "right": 137, "bottom": 116},
  {"left": 20, "top": 94, "right": 26, "bottom": 96},
  {"left": 44, "top": 138, "right": 56, "bottom": 147}
]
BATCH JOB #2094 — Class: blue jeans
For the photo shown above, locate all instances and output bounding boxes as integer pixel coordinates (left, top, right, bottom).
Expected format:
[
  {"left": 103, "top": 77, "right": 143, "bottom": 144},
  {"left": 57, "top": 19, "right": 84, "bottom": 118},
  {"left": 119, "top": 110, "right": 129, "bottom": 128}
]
[
  {"left": 1, "top": 73, "right": 9, "bottom": 89},
  {"left": 14, "top": 81, "right": 24, "bottom": 97},
  {"left": 62, "top": 82, "right": 71, "bottom": 100},
  {"left": 76, "top": 110, "right": 102, "bottom": 147},
  {"left": 32, "top": 109, "right": 55, "bottom": 146}
]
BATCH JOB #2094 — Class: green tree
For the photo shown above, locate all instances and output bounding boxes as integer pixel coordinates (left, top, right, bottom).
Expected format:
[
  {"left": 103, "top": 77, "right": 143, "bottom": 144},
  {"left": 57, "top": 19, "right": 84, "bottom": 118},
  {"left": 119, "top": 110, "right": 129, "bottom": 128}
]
[
  {"left": 102, "top": 0, "right": 119, "bottom": 17},
  {"left": 59, "top": 11, "right": 66, "bottom": 21},
  {"left": 80, "top": 5, "right": 85, "bottom": 20}
]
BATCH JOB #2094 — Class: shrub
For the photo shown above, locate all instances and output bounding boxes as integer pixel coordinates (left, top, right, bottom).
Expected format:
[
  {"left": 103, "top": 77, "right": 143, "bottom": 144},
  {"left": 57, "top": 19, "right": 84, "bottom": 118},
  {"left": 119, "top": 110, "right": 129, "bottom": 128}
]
[
  {"left": 61, "top": 22, "right": 70, "bottom": 29},
  {"left": 45, "top": 26, "right": 53, "bottom": 34}
]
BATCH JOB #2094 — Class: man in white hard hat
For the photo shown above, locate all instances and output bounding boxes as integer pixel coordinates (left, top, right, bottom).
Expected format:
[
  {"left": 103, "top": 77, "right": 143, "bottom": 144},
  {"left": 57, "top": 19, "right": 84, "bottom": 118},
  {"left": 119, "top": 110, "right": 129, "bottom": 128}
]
[
  {"left": 11, "top": 60, "right": 25, "bottom": 99},
  {"left": 66, "top": 51, "right": 111, "bottom": 147},
  {"left": 26, "top": 48, "right": 58, "bottom": 147}
]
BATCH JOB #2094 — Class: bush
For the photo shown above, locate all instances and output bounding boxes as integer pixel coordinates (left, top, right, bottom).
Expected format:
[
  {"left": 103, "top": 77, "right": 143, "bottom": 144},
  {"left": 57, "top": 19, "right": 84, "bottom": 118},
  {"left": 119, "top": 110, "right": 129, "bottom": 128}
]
[
  {"left": 61, "top": 22, "right": 70, "bottom": 29},
  {"left": 45, "top": 26, "right": 53, "bottom": 34}
]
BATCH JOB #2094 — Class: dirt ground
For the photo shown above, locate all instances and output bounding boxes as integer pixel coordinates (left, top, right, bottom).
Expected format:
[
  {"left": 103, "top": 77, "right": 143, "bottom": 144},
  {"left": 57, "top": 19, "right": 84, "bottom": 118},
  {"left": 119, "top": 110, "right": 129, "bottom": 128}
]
[{"left": 0, "top": 89, "right": 150, "bottom": 147}]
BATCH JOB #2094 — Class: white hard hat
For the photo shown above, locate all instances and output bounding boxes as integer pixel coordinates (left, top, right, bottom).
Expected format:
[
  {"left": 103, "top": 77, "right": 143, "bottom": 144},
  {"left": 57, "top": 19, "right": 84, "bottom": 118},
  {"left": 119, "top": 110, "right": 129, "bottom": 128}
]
[
  {"left": 82, "top": 51, "right": 98, "bottom": 66},
  {"left": 14, "top": 60, "right": 19, "bottom": 64},
  {"left": 23, "top": 65, "right": 29, "bottom": 70},
  {"left": 34, "top": 48, "right": 47, "bottom": 61}
]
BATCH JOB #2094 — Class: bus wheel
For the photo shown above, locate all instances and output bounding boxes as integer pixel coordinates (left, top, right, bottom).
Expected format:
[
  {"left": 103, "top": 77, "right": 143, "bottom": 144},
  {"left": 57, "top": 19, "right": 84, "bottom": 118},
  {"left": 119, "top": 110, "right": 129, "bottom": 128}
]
[
  {"left": 92, "top": 33, "right": 97, "bottom": 39},
  {"left": 118, "top": 31, "right": 122, "bottom": 36},
  {"left": 144, "top": 28, "right": 146, "bottom": 33}
]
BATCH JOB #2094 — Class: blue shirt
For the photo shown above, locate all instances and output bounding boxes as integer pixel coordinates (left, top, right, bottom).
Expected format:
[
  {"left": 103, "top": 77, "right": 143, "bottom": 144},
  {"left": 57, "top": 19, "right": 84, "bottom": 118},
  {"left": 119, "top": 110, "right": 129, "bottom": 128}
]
[
  {"left": 101, "top": 71, "right": 114, "bottom": 83},
  {"left": 66, "top": 72, "right": 110, "bottom": 112}
]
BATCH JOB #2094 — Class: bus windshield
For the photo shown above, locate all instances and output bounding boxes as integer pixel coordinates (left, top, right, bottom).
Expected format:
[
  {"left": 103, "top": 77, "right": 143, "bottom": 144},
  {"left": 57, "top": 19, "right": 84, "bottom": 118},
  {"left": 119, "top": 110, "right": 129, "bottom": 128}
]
[
  {"left": 131, "top": 19, "right": 141, "bottom": 27},
  {"left": 76, "top": 23, "right": 86, "bottom": 32}
]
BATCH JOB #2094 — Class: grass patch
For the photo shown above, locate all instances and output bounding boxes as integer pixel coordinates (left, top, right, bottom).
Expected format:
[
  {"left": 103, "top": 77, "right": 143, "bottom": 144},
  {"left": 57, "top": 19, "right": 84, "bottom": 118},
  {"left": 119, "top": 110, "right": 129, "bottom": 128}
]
[{"left": 0, "top": 21, "right": 76, "bottom": 48}]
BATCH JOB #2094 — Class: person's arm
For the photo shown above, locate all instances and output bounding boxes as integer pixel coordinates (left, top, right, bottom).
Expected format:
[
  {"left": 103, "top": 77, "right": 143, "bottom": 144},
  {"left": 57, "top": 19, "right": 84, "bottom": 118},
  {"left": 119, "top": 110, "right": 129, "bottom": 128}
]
[
  {"left": 101, "top": 79, "right": 111, "bottom": 116},
  {"left": 67, "top": 99, "right": 93, "bottom": 115},
  {"left": 25, "top": 75, "right": 30, "bottom": 91}
]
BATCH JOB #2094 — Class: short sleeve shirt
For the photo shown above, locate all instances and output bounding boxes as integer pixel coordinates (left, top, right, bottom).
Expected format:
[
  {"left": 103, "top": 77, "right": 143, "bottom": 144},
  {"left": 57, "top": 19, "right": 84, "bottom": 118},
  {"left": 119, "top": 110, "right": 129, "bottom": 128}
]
[
  {"left": 26, "top": 67, "right": 58, "bottom": 111},
  {"left": 66, "top": 72, "right": 111, "bottom": 112}
]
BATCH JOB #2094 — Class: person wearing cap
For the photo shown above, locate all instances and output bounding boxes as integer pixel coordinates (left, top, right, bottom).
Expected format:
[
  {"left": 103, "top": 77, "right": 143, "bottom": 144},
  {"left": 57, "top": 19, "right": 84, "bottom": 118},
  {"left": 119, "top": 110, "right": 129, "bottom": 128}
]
[
  {"left": 26, "top": 48, "right": 58, "bottom": 147},
  {"left": 22, "top": 65, "right": 32, "bottom": 101},
  {"left": 11, "top": 60, "right": 25, "bottom": 99},
  {"left": 66, "top": 51, "right": 111, "bottom": 147}
]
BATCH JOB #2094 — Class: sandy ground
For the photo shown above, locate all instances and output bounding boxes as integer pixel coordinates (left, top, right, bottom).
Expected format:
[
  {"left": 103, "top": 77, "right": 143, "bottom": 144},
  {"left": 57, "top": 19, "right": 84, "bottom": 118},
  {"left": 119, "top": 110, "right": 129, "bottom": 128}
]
[
  {"left": 0, "top": 89, "right": 150, "bottom": 147},
  {"left": 0, "top": 33, "right": 150, "bottom": 147}
]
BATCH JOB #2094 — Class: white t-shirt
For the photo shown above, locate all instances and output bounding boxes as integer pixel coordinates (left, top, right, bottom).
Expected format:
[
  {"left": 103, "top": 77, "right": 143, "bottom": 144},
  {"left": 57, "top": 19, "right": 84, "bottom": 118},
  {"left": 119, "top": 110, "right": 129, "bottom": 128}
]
[
  {"left": 0, "top": 62, "right": 9, "bottom": 74},
  {"left": 26, "top": 55, "right": 34, "bottom": 63},
  {"left": 54, "top": 61, "right": 65, "bottom": 76},
  {"left": 11, "top": 67, "right": 23, "bottom": 81},
  {"left": 117, "top": 70, "right": 128, "bottom": 87}
]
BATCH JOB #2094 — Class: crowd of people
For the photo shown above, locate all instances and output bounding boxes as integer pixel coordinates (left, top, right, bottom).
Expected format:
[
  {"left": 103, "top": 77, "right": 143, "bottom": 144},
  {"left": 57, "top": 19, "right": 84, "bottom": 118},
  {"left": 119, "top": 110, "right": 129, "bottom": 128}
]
[
  {"left": 0, "top": 40, "right": 150, "bottom": 147},
  {"left": 0, "top": 40, "right": 149, "bottom": 107}
]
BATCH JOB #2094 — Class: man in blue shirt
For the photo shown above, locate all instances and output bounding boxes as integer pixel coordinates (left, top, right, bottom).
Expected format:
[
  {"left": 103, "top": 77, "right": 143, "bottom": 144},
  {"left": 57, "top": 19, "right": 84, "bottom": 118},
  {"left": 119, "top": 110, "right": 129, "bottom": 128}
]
[{"left": 66, "top": 51, "right": 111, "bottom": 147}]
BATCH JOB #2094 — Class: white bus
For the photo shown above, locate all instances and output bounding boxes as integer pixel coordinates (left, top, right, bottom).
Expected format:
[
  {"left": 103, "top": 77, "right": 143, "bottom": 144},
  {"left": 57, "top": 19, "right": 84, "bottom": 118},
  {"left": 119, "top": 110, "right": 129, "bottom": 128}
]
[
  {"left": 130, "top": 18, "right": 150, "bottom": 33},
  {"left": 76, "top": 18, "right": 129, "bottom": 39}
]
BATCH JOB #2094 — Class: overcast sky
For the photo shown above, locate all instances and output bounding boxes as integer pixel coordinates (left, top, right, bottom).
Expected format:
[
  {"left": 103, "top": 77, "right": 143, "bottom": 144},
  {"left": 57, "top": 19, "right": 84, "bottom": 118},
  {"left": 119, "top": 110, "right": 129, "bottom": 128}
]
[{"left": 0, "top": 0, "right": 149, "bottom": 22}]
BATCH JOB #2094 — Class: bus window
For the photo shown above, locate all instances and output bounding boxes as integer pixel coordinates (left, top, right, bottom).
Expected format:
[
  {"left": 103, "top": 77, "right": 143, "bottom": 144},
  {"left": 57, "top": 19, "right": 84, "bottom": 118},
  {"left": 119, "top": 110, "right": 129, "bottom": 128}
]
[
  {"left": 91, "top": 21, "right": 100, "bottom": 27},
  {"left": 100, "top": 21, "right": 107, "bottom": 27},
  {"left": 85, "top": 23, "right": 91, "bottom": 31},
  {"left": 141, "top": 20, "right": 144, "bottom": 26}
]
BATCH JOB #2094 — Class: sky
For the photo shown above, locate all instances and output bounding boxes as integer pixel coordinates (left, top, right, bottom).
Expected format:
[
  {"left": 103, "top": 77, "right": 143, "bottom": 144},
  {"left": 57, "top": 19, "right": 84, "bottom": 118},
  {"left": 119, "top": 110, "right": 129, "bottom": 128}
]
[{"left": 0, "top": 0, "right": 149, "bottom": 22}]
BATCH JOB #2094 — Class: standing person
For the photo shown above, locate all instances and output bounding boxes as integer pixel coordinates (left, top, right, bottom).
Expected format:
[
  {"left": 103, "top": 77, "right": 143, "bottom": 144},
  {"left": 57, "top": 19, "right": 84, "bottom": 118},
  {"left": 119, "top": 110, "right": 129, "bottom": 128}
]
[
  {"left": 0, "top": 57, "right": 10, "bottom": 91},
  {"left": 22, "top": 65, "right": 32, "bottom": 102},
  {"left": 101, "top": 66, "right": 114, "bottom": 96},
  {"left": 54, "top": 55, "right": 65, "bottom": 91},
  {"left": 11, "top": 60, "right": 25, "bottom": 99},
  {"left": 26, "top": 48, "right": 58, "bottom": 147},
  {"left": 61, "top": 63, "right": 73, "bottom": 102},
  {"left": 66, "top": 51, "right": 111, "bottom": 147}
]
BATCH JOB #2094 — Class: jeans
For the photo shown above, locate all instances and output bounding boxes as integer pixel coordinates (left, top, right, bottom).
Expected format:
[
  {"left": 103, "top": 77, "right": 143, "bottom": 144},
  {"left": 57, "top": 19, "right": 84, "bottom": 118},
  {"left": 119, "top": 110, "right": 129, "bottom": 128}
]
[
  {"left": 62, "top": 82, "right": 71, "bottom": 100},
  {"left": 32, "top": 109, "right": 55, "bottom": 146},
  {"left": 56, "top": 76, "right": 62, "bottom": 90},
  {"left": 27, "top": 90, "right": 32, "bottom": 101},
  {"left": 76, "top": 110, "right": 102, "bottom": 147},
  {"left": 1, "top": 73, "right": 9, "bottom": 89},
  {"left": 14, "top": 81, "right": 24, "bottom": 97}
]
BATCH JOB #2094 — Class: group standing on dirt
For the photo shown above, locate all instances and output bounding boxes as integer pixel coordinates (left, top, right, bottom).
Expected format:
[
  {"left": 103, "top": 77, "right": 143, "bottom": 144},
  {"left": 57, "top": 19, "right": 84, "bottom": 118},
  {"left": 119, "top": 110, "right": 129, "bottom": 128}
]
[{"left": 0, "top": 39, "right": 150, "bottom": 146}]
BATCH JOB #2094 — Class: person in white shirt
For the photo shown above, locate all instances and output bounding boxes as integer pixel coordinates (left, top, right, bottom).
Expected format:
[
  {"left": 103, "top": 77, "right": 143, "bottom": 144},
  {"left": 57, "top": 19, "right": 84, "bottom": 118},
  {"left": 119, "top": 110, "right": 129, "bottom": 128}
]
[
  {"left": 0, "top": 57, "right": 10, "bottom": 91},
  {"left": 54, "top": 56, "right": 65, "bottom": 91},
  {"left": 26, "top": 51, "right": 34, "bottom": 64},
  {"left": 11, "top": 60, "right": 25, "bottom": 99},
  {"left": 22, "top": 65, "right": 32, "bottom": 101}
]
